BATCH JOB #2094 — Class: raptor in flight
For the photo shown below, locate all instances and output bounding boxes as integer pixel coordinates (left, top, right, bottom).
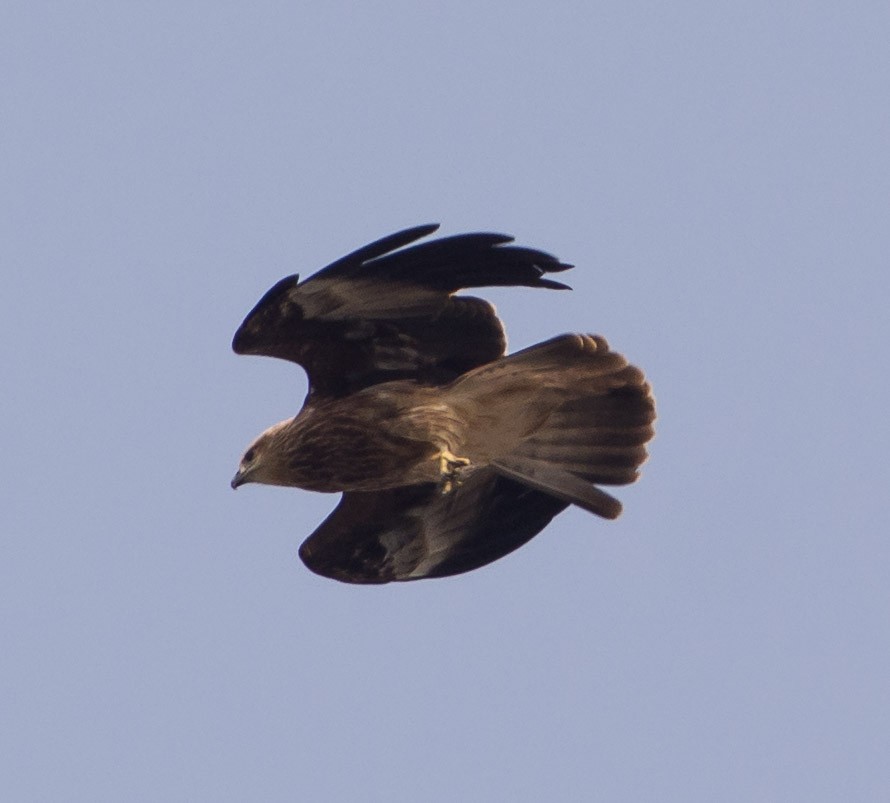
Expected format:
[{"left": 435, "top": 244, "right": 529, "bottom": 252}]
[{"left": 231, "top": 224, "right": 655, "bottom": 583}]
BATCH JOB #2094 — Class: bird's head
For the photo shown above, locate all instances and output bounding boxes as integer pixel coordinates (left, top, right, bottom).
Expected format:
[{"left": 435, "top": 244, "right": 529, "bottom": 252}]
[{"left": 231, "top": 420, "right": 293, "bottom": 489}]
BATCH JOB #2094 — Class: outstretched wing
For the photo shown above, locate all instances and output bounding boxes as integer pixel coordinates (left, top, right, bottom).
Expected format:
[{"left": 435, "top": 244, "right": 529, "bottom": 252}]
[
  {"left": 297, "top": 469, "right": 570, "bottom": 583},
  {"left": 232, "top": 224, "right": 571, "bottom": 398}
]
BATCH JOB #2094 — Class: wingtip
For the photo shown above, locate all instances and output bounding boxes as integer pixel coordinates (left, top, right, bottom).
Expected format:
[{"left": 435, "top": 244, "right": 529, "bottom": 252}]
[
  {"left": 231, "top": 325, "right": 255, "bottom": 355},
  {"left": 393, "top": 222, "right": 440, "bottom": 241},
  {"left": 231, "top": 321, "right": 250, "bottom": 354},
  {"left": 538, "top": 278, "right": 573, "bottom": 290}
]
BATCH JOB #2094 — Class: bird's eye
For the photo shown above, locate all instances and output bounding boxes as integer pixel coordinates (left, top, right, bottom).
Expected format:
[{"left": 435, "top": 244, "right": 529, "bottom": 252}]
[{"left": 244, "top": 448, "right": 256, "bottom": 463}]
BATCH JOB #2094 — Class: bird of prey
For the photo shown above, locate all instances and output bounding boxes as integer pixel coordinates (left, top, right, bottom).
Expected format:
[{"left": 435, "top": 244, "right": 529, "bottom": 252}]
[{"left": 231, "top": 224, "right": 655, "bottom": 583}]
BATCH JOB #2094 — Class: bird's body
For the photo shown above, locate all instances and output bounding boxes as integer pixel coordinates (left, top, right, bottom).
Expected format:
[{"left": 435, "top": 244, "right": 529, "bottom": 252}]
[
  {"left": 243, "top": 385, "right": 457, "bottom": 492},
  {"left": 231, "top": 225, "right": 655, "bottom": 583}
]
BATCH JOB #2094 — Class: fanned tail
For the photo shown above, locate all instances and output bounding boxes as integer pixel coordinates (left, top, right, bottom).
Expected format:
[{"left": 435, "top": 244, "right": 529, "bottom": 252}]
[{"left": 452, "top": 334, "right": 655, "bottom": 518}]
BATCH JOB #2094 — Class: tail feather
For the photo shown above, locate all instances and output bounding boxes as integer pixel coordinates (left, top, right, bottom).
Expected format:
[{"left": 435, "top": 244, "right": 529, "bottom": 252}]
[
  {"left": 514, "top": 446, "right": 649, "bottom": 483},
  {"left": 449, "top": 333, "right": 656, "bottom": 514},
  {"left": 533, "top": 426, "right": 653, "bottom": 449},
  {"left": 456, "top": 333, "right": 621, "bottom": 382},
  {"left": 508, "top": 336, "right": 655, "bottom": 489},
  {"left": 491, "top": 457, "right": 624, "bottom": 519}
]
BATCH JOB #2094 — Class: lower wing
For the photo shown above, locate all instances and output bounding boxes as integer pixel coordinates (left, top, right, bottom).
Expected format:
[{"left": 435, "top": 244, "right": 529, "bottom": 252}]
[{"left": 298, "top": 469, "right": 568, "bottom": 583}]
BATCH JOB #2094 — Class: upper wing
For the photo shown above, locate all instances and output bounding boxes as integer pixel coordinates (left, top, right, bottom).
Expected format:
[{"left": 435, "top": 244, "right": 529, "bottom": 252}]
[
  {"left": 232, "top": 224, "right": 571, "bottom": 398},
  {"left": 297, "top": 469, "right": 569, "bottom": 583}
]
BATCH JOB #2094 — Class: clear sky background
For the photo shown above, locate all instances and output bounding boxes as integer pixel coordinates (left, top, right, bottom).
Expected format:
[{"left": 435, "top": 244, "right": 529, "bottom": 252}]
[{"left": 3, "top": 2, "right": 889, "bottom": 801}]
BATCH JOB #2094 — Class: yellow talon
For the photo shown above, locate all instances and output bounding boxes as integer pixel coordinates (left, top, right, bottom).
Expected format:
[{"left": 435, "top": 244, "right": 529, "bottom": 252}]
[
  {"left": 439, "top": 450, "right": 470, "bottom": 474},
  {"left": 438, "top": 450, "right": 470, "bottom": 494}
]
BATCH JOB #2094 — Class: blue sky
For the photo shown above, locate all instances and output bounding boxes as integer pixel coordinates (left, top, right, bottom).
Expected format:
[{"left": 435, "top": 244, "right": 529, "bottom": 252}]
[{"left": 3, "top": 2, "right": 889, "bottom": 800}]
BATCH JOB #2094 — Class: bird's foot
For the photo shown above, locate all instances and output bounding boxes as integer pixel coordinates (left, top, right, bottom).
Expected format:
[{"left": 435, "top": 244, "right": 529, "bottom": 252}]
[{"left": 438, "top": 450, "right": 471, "bottom": 494}]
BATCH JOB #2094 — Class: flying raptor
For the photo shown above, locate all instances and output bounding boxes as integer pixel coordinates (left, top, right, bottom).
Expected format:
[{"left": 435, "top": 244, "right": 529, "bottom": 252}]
[{"left": 231, "top": 224, "right": 655, "bottom": 583}]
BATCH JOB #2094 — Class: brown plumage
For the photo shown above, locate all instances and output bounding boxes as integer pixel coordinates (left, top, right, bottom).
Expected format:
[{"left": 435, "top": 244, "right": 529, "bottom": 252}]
[{"left": 231, "top": 225, "right": 655, "bottom": 583}]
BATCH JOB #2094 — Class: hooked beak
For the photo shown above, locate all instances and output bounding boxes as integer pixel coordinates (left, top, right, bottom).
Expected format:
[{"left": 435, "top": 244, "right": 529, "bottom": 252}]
[{"left": 231, "top": 469, "right": 246, "bottom": 490}]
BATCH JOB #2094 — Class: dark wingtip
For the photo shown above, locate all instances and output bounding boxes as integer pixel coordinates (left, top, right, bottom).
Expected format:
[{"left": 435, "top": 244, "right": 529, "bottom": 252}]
[
  {"left": 382, "top": 223, "right": 441, "bottom": 246},
  {"left": 231, "top": 325, "right": 253, "bottom": 354},
  {"left": 231, "top": 273, "right": 301, "bottom": 355},
  {"left": 537, "top": 278, "right": 573, "bottom": 290},
  {"left": 317, "top": 225, "right": 441, "bottom": 278},
  {"left": 412, "top": 222, "right": 441, "bottom": 237},
  {"left": 231, "top": 320, "right": 250, "bottom": 354},
  {"left": 532, "top": 260, "right": 573, "bottom": 290}
]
